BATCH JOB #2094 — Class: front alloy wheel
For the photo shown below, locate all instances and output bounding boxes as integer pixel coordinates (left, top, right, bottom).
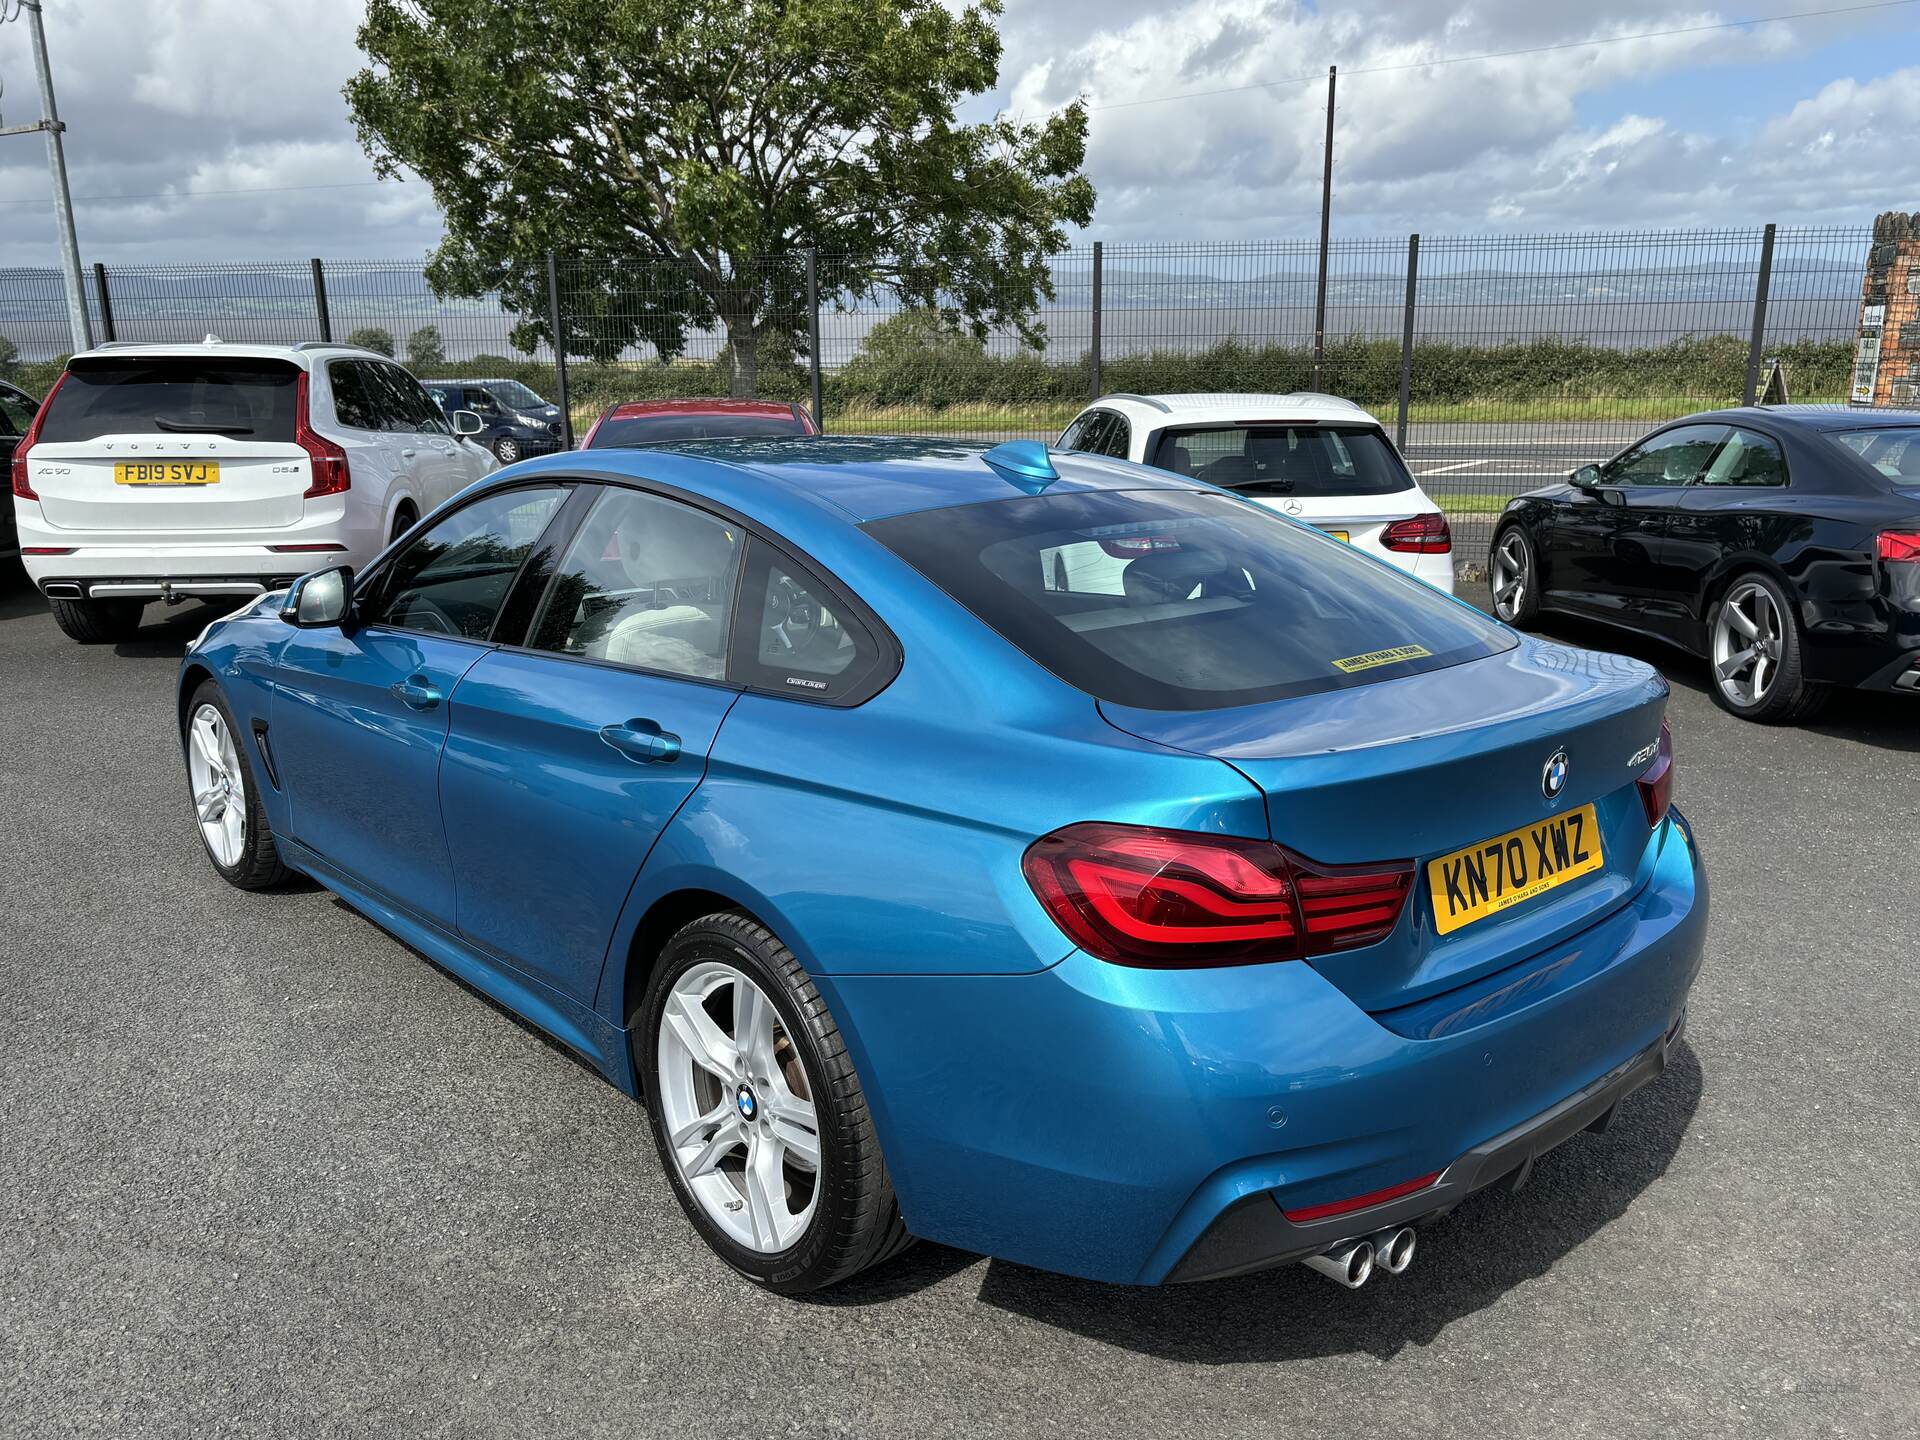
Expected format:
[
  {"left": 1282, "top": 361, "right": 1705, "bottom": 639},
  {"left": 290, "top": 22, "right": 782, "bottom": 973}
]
[
  {"left": 639, "top": 913, "right": 913, "bottom": 1293},
  {"left": 492, "top": 436, "right": 521, "bottom": 464},
  {"left": 183, "top": 682, "right": 290, "bottom": 889}
]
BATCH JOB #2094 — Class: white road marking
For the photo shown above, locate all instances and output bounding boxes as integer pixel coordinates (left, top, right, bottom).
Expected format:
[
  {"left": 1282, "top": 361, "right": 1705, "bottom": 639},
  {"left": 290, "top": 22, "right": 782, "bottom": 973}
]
[{"left": 1417, "top": 459, "right": 1484, "bottom": 474}]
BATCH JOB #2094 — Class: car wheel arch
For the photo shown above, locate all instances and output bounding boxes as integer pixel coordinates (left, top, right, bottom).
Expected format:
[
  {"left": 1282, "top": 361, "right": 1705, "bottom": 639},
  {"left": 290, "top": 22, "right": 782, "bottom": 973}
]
[
  {"left": 178, "top": 662, "right": 218, "bottom": 736},
  {"left": 611, "top": 885, "right": 779, "bottom": 1031},
  {"left": 1701, "top": 554, "right": 1806, "bottom": 633}
]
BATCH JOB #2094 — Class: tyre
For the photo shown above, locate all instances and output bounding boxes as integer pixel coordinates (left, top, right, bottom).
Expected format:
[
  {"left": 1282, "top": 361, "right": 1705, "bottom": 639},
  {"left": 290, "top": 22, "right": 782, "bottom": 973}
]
[
  {"left": 184, "top": 681, "right": 292, "bottom": 890},
  {"left": 492, "top": 436, "right": 521, "bottom": 465},
  {"left": 389, "top": 503, "right": 417, "bottom": 544},
  {"left": 49, "top": 595, "right": 145, "bottom": 644},
  {"left": 1707, "top": 570, "right": 1830, "bottom": 724},
  {"left": 1488, "top": 524, "right": 1541, "bottom": 626},
  {"left": 638, "top": 912, "right": 912, "bottom": 1294}
]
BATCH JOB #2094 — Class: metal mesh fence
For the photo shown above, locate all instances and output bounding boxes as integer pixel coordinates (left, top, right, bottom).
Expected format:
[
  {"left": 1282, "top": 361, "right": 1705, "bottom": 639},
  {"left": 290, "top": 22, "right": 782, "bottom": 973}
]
[{"left": 0, "top": 224, "right": 1879, "bottom": 555}]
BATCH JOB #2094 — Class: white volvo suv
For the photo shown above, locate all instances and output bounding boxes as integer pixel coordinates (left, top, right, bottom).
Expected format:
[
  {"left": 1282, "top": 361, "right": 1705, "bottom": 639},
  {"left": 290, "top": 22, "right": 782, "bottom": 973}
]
[
  {"left": 1057, "top": 392, "right": 1454, "bottom": 591},
  {"left": 11, "top": 340, "right": 498, "bottom": 643}
]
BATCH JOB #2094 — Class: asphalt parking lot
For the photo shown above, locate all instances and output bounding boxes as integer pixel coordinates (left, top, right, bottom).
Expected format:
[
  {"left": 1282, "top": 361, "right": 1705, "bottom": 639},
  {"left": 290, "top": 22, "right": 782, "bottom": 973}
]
[{"left": 1, "top": 570, "right": 1915, "bottom": 1439}]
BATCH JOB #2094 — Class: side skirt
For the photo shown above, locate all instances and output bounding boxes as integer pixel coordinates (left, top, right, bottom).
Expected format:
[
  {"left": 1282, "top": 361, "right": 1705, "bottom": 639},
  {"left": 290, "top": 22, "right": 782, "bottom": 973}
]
[{"left": 278, "top": 836, "right": 641, "bottom": 1098}]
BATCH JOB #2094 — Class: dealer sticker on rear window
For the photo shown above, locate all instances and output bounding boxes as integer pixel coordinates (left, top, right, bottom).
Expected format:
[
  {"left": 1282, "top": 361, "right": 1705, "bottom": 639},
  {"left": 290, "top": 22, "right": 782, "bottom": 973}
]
[{"left": 1331, "top": 644, "right": 1432, "bottom": 674}]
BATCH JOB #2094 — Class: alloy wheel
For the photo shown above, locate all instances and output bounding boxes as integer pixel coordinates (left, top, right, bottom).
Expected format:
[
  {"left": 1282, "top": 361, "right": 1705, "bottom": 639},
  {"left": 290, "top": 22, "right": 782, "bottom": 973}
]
[
  {"left": 1491, "top": 531, "right": 1529, "bottom": 621},
  {"left": 186, "top": 702, "right": 247, "bottom": 867},
  {"left": 494, "top": 437, "right": 521, "bottom": 464},
  {"left": 656, "top": 960, "right": 822, "bottom": 1254},
  {"left": 1713, "top": 580, "right": 1782, "bottom": 708}
]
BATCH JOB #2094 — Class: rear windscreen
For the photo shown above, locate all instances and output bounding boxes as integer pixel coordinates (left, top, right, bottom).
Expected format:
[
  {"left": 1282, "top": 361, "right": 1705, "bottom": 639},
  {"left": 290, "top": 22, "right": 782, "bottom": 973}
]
[
  {"left": 867, "top": 488, "right": 1512, "bottom": 711},
  {"left": 589, "top": 413, "right": 808, "bottom": 447},
  {"left": 1151, "top": 424, "right": 1413, "bottom": 497},
  {"left": 38, "top": 359, "right": 300, "bottom": 444}
]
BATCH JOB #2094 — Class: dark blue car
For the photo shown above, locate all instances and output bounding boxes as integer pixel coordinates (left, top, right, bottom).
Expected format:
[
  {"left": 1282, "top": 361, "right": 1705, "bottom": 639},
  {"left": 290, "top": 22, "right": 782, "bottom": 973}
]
[
  {"left": 177, "top": 436, "right": 1706, "bottom": 1295},
  {"left": 425, "top": 378, "right": 564, "bottom": 464}
]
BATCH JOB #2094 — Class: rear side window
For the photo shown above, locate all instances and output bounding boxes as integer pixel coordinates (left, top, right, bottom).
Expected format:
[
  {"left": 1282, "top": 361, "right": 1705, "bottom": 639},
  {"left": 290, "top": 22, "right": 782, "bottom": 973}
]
[
  {"left": 1698, "top": 429, "right": 1787, "bottom": 487},
  {"left": 867, "top": 488, "right": 1514, "bottom": 711},
  {"left": 328, "top": 360, "right": 381, "bottom": 431},
  {"left": 730, "top": 539, "right": 891, "bottom": 702},
  {"left": 1152, "top": 424, "right": 1412, "bottom": 497},
  {"left": 526, "top": 487, "right": 742, "bottom": 682},
  {"left": 587, "top": 412, "right": 810, "bottom": 447},
  {"left": 1830, "top": 426, "right": 1920, "bottom": 483},
  {"left": 36, "top": 359, "right": 300, "bottom": 444}
]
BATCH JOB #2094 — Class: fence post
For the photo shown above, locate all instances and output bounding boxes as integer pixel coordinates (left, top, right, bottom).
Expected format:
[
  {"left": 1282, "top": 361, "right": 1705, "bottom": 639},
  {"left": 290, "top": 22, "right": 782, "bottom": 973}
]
[
  {"left": 805, "top": 247, "right": 823, "bottom": 430},
  {"left": 310, "top": 258, "right": 332, "bottom": 343},
  {"left": 1742, "top": 223, "right": 1777, "bottom": 407},
  {"left": 1311, "top": 65, "right": 1336, "bottom": 390},
  {"left": 546, "top": 253, "right": 574, "bottom": 449},
  {"left": 1396, "top": 234, "right": 1419, "bottom": 452},
  {"left": 1089, "top": 240, "right": 1104, "bottom": 401},
  {"left": 92, "top": 262, "right": 115, "bottom": 343}
]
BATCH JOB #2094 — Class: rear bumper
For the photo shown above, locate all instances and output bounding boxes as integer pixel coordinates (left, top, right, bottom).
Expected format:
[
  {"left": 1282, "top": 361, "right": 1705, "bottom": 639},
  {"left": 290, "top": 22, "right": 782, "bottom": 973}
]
[
  {"left": 36, "top": 574, "right": 302, "bottom": 601},
  {"left": 817, "top": 808, "right": 1706, "bottom": 1285}
]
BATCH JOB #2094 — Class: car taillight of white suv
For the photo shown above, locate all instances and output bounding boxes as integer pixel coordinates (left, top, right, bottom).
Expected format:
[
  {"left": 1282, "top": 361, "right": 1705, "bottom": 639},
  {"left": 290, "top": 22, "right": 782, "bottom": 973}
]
[{"left": 13, "top": 340, "right": 496, "bottom": 645}]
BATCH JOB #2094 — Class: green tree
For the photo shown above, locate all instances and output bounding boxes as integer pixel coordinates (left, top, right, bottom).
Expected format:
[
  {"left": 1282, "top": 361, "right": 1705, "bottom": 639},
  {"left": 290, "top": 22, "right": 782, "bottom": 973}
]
[
  {"left": 0, "top": 334, "right": 17, "bottom": 379},
  {"left": 345, "top": 0, "right": 1093, "bottom": 396},
  {"left": 346, "top": 326, "right": 396, "bottom": 357},
  {"left": 405, "top": 324, "right": 446, "bottom": 368}
]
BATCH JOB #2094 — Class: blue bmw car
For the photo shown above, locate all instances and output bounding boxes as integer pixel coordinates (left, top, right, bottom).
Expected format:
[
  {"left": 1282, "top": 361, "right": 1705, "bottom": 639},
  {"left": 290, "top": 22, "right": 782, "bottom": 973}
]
[{"left": 177, "top": 436, "right": 1705, "bottom": 1294}]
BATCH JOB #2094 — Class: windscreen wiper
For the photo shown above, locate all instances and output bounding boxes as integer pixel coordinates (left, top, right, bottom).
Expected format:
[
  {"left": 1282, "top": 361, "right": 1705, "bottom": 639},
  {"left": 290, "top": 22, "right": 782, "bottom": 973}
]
[{"left": 153, "top": 417, "right": 253, "bottom": 434}]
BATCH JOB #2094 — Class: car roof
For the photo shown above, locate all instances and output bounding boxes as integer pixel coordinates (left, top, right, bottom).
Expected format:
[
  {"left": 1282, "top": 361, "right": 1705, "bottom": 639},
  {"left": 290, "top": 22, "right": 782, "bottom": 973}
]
[
  {"left": 601, "top": 398, "right": 802, "bottom": 420},
  {"left": 1677, "top": 404, "right": 1920, "bottom": 433},
  {"left": 1090, "top": 391, "right": 1384, "bottom": 428},
  {"left": 67, "top": 340, "right": 391, "bottom": 368},
  {"left": 504, "top": 434, "right": 1202, "bottom": 523}
]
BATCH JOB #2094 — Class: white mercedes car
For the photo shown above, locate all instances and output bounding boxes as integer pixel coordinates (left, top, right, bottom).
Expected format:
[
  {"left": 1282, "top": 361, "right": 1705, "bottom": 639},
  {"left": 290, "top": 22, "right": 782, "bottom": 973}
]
[{"left": 1056, "top": 392, "right": 1454, "bottom": 592}]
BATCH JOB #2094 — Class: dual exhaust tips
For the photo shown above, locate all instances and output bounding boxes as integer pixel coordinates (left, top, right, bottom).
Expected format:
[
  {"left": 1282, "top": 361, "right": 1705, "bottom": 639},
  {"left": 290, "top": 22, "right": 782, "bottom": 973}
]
[{"left": 1301, "top": 1226, "right": 1416, "bottom": 1289}]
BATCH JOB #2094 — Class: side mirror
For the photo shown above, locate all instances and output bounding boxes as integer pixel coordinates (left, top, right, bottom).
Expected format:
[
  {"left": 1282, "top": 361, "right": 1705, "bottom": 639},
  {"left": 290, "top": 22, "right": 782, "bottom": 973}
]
[
  {"left": 280, "top": 564, "right": 354, "bottom": 628},
  {"left": 1570, "top": 464, "right": 1604, "bottom": 490},
  {"left": 451, "top": 409, "right": 485, "bottom": 437}
]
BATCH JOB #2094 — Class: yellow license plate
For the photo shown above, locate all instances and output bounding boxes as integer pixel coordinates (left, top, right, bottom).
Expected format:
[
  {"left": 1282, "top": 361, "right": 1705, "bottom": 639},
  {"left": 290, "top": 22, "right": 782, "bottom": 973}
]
[
  {"left": 1428, "top": 802, "right": 1603, "bottom": 936},
  {"left": 1321, "top": 529, "right": 1350, "bottom": 542},
  {"left": 114, "top": 460, "right": 219, "bottom": 486}
]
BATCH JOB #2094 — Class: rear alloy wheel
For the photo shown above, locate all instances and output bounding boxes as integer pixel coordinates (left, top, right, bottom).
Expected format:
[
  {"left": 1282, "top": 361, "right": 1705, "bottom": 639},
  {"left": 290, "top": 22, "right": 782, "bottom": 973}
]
[
  {"left": 184, "top": 681, "right": 290, "bottom": 889},
  {"left": 1708, "top": 572, "right": 1828, "bottom": 724},
  {"left": 48, "top": 595, "right": 144, "bottom": 644},
  {"left": 389, "top": 504, "right": 417, "bottom": 544},
  {"left": 1488, "top": 525, "right": 1540, "bottom": 626},
  {"left": 492, "top": 436, "right": 521, "bottom": 464},
  {"left": 639, "top": 913, "right": 912, "bottom": 1293}
]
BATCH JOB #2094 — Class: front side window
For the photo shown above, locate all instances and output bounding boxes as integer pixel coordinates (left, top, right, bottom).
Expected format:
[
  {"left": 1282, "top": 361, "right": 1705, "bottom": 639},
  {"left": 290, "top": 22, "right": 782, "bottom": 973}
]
[
  {"left": 363, "top": 485, "right": 568, "bottom": 639},
  {"left": 1697, "top": 429, "right": 1787, "bottom": 487},
  {"left": 1151, "top": 424, "right": 1413, "bottom": 497},
  {"left": 867, "top": 488, "right": 1514, "bottom": 711},
  {"left": 1604, "top": 425, "right": 1728, "bottom": 488},
  {"left": 484, "top": 381, "right": 546, "bottom": 410},
  {"left": 465, "top": 387, "right": 505, "bottom": 417},
  {"left": 37, "top": 358, "right": 299, "bottom": 443},
  {"left": 526, "top": 488, "right": 741, "bottom": 681},
  {"left": 0, "top": 386, "right": 35, "bottom": 436}
]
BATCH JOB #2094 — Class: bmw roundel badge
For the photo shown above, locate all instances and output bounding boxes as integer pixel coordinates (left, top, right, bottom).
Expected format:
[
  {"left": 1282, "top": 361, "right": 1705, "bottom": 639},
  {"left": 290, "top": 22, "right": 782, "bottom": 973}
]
[{"left": 1542, "top": 750, "right": 1570, "bottom": 800}]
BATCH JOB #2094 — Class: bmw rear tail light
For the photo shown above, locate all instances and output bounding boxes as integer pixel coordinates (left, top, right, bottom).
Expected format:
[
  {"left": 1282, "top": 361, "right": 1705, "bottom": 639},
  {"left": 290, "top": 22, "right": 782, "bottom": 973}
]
[
  {"left": 1022, "top": 822, "right": 1412, "bottom": 968},
  {"left": 1636, "top": 719, "right": 1674, "bottom": 828},
  {"left": 10, "top": 370, "right": 68, "bottom": 502},
  {"left": 1878, "top": 530, "right": 1920, "bottom": 564},
  {"left": 1381, "top": 512, "right": 1452, "bottom": 554},
  {"left": 294, "top": 372, "right": 350, "bottom": 499}
]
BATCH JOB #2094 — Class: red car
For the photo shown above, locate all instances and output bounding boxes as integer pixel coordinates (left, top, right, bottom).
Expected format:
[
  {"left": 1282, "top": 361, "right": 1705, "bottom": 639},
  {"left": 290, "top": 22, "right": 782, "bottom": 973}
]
[{"left": 581, "top": 398, "right": 818, "bottom": 449}]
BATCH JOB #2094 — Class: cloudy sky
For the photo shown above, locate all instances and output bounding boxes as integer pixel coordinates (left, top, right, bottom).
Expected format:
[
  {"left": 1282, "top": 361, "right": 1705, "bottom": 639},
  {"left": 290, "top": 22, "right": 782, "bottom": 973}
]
[{"left": 2, "top": 0, "right": 1918, "bottom": 268}]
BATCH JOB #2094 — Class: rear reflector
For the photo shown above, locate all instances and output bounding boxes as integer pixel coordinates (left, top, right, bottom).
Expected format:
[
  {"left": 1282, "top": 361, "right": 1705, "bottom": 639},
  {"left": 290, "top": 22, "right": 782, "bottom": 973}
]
[
  {"left": 1878, "top": 530, "right": 1920, "bottom": 564},
  {"left": 294, "top": 372, "right": 350, "bottom": 499},
  {"left": 1637, "top": 718, "right": 1674, "bottom": 828},
  {"left": 1381, "top": 512, "right": 1452, "bottom": 554},
  {"left": 1282, "top": 1171, "right": 1442, "bottom": 1223},
  {"left": 1022, "top": 822, "right": 1412, "bottom": 968},
  {"left": 22, "top": 547, "right": 74, "bottom": 555},
  {"left": 10, "top": 370, "right": 67, "bottom": 502},
  {"left": 267, "top": 543, "right": 349, "bottom": 553}
]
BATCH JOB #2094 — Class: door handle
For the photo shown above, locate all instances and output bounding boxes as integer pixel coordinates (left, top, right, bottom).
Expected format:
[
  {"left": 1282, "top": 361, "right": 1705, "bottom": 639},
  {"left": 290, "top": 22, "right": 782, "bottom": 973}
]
[
  {"left": 599, "top": 718, "right": 682, "bottom": 765},
  {"left": 389, "top": 675, "right": 442, "bottom": 710},
  {"left": 400, "top": 447, "right": 418, "bottom": 460}
]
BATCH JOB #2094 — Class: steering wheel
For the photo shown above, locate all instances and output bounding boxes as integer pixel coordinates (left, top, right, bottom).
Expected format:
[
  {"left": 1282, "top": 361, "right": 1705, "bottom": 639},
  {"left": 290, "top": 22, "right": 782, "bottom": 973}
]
[
  {"left": 763, "top": 575, "right": 841, "bottom": 660},
  {"left": 396, "top": 595, "right": 460, "bottom": 637}
]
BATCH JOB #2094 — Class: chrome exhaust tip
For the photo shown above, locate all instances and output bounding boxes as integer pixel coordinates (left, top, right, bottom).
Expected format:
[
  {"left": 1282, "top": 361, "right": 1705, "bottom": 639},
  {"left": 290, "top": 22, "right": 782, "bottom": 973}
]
[
  {"left": 1368, "top": 1226, "right": 1416, "bottom": 1275},
  {"left": 43, "top": 582, "right": 82, "bottom": 599},
  {"left": 1302, "top": 1238, "right": 1375, "bottom": 1289}
]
